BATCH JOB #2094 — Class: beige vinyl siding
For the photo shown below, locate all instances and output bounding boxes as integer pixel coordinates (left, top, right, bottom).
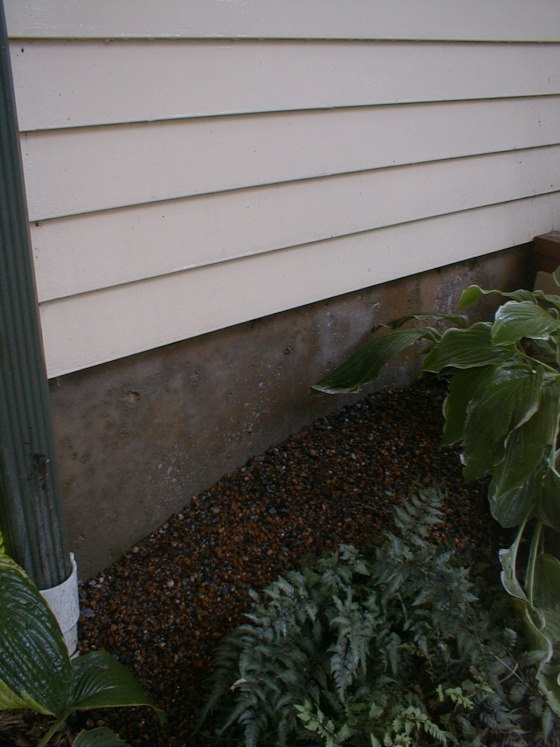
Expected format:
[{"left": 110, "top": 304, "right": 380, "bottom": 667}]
[
  {"left": 32, "top": 146, "right": 560, "bottom": 302},
  {"left": 11, "top": 41, "right": 560, "bottom": 131},
  {"left": 22, "top": 97, "right": 560, "bottom": 221},
  {"left": 6, "top": 0, "right": 560, "bottom": 41},
  {"left": 6, "top": 1, "right": 560, "bottom": 377},
  {"left": 39, "top": 195, "right": 560, "bottom": 377}
]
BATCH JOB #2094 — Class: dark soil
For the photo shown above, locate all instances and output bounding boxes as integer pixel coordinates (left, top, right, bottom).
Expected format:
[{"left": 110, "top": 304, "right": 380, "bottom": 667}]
[{"left": 8, "top": 379, "right": 511, "bottom": 746}]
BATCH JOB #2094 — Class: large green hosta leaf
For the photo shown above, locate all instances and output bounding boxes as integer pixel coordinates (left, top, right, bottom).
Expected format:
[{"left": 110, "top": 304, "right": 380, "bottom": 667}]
[
  {"left": 312, "top": 326, "right": 440, "bottom": 394},
  {"left": 489, "top": 478, "right": 536, "bottom": 529},
  {"left": 534, "top": 554, "right": 560, "bottom": 612},
  {"left": 0, "top": 554, "right": 163, "bottom": 747},
  {"left": 422, "top": 322, "right": 513, "bottom": 373},
  {"left": 491, "top": 460, "right": 560, "bottom": 531},
  {"left": 533, "top": 289, "right": 560, "bottom": 313},
  {"left": 0, "top": 555, "right": 71, "bottom": 715},
  {"left": 489, "top": 383, "right": 560, "bottom": 516},
  {"left": 461, "top": 362, "right": 542, "bottom": 482},
  {"left": 70, "top": 651, "right": 164, "bottom": 718},
  {"left": 73, "top": 727, "right": 130, "bottom": 746},
  {"left": 382, "top": 312, "right": 469, "bottom": 330},
  {"left": 492, "top": 301, "right": 560, "bottom": 345},
  {"left": 459, "top": 285, "right": 538, "bottom": 308},
  {"left": 442, "top": 367, "right": 495, "bottom": 445}
]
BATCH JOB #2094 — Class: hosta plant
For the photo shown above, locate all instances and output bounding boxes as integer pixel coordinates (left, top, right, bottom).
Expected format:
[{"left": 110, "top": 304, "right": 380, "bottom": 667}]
[
  {"left": 0, "top": 552, "right": 164, "bottom": 746},
  {"left": 312, "top": 268, "right": 560, "bottom": 716},
  {"left": 203, "top": 490, "right": 558, "bottom": 746}
]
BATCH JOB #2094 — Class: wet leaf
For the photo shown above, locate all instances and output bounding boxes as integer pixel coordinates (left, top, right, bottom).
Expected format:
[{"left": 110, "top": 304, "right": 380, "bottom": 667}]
[
  {"left": 442, "top": 367, "right": 494, "bottom": 445},
  {"left": 535, "top": 467, "right": 560, "bottom": 533},
  {"left": 382, "top": 312, "right": 468, "bottom": 330},
  {"left": 532, "top": 289, "right": 560, "bottom": 312},
  {"left": 490, "top": 480, "right": 536, "bottom": 529},
  {"left": 534, "top": 554, "right": 560, "bottom": 613},
  {"left": 73, "top": 726, "right": 130, "bottom": 746},
  {"left": 0, "top": 555, "right": 71, "bottom": 716},
  {"left": 422, "top": 323, "right": 512, "bottom": 373},
  {"left": 489, "top": 383, "right": 560, "bottom": 506},
  {"left": 459, "top": 285, "right": 537, "bottom": 308},
  {"left": 499, "top": 530, "right": 529, "bottom": 603},
  {"left": 492, "top": 301, "right": 560, "bottom": 345},
  {"left": 312, "top": 327, "right": 438, "bottom": 394},
  {"left": 462, "top": 362, "right": 542, "bottom": 482},
  {"left": 70, "top": 651, "right": 165, "bottom": 720}
]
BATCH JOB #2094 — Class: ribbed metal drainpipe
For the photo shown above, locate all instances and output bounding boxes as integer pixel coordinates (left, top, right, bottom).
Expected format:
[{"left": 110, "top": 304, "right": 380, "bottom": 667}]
[{"left": 0, "top": 0, "right": 71, "bottom": 589}]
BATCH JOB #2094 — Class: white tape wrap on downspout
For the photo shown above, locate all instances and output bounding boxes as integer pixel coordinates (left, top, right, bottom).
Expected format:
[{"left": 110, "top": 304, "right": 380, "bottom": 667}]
[{"left": 40, "top": 553, "right": 80, "bottom": 656}]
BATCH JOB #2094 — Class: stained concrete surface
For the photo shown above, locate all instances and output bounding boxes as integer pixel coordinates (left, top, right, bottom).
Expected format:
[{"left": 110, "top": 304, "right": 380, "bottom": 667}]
[{"left": 49, "top": 248, "right": 532, "bottom": 577}]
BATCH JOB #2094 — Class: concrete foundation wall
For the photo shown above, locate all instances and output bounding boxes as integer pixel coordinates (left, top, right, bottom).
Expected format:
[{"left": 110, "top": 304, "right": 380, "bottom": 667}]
[{"left": 50, "top": 248, "right": 532, "bottom": 578}]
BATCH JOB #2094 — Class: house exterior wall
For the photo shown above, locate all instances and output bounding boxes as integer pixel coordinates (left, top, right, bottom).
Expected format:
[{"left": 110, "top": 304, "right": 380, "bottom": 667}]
[
  {"left": 48, "top": 248, "right": 531, "bottom": 578},
  {"left": 5, "top": 0, "right": 560, "bottom": 378},
  {"left": 4, "top": 2, "right": 560, "bottom": 575}
]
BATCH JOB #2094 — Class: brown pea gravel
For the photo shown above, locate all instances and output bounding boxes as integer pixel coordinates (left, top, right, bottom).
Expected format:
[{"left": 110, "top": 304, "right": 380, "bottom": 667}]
[{"left": 6, "top": 379, "right": 512, "bottom": 746}]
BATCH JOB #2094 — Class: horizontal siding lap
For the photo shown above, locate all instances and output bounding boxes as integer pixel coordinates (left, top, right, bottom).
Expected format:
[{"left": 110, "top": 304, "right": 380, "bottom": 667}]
[
  {"left": 11, "top": 40, "right": 560, "bottom": 130},
  {"left": 22, "top": 96, "right": 560, "bottom": 221},
  {"left": 5, "top": 0, "right": 560, "bottom": 42},
  {"left": 32, "top": 146, "right": 560, "bottom": 302},
  {"left": 41, "top": 193, "right": 560, "bottom": 377}
]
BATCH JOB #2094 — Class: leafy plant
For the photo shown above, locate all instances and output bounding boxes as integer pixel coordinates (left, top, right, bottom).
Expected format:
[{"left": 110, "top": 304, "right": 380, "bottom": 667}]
[
  {"left": 0, "top": 552, "right": 164, "bottom": 746},
  {"left": 72, "top": 726, "right": 131, "bottom": 746},
  {"left": 312, "top": 268, "right": 560, "bottom": 716},
  {"left": 203, "top": 489, "right": 558, "bottom": 746}
]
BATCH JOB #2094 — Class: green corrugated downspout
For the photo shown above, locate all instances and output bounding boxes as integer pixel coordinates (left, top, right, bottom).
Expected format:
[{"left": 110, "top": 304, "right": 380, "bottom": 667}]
[{"left": 0, "top": 0, "right": 71, "bottom": 590}]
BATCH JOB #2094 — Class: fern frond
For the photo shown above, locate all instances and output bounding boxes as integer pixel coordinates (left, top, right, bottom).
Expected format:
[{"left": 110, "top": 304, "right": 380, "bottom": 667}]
[{"left": 202, "top": 490, "right": 556, "bottom": 747}]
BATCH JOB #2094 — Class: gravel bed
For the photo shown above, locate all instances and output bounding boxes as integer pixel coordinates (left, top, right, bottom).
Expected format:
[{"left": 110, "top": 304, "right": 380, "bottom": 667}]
[{"left": 8, "top": 380, "right": 509, "bottom": 746}]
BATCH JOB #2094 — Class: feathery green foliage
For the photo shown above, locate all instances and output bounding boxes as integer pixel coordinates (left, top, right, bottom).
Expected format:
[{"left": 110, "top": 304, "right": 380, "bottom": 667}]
[
  {"left": 312, "top": 269, "right": 560, "bottom": 715},
  {"left": 202, "top": 490, "right": 559, "bottom": 746}
]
